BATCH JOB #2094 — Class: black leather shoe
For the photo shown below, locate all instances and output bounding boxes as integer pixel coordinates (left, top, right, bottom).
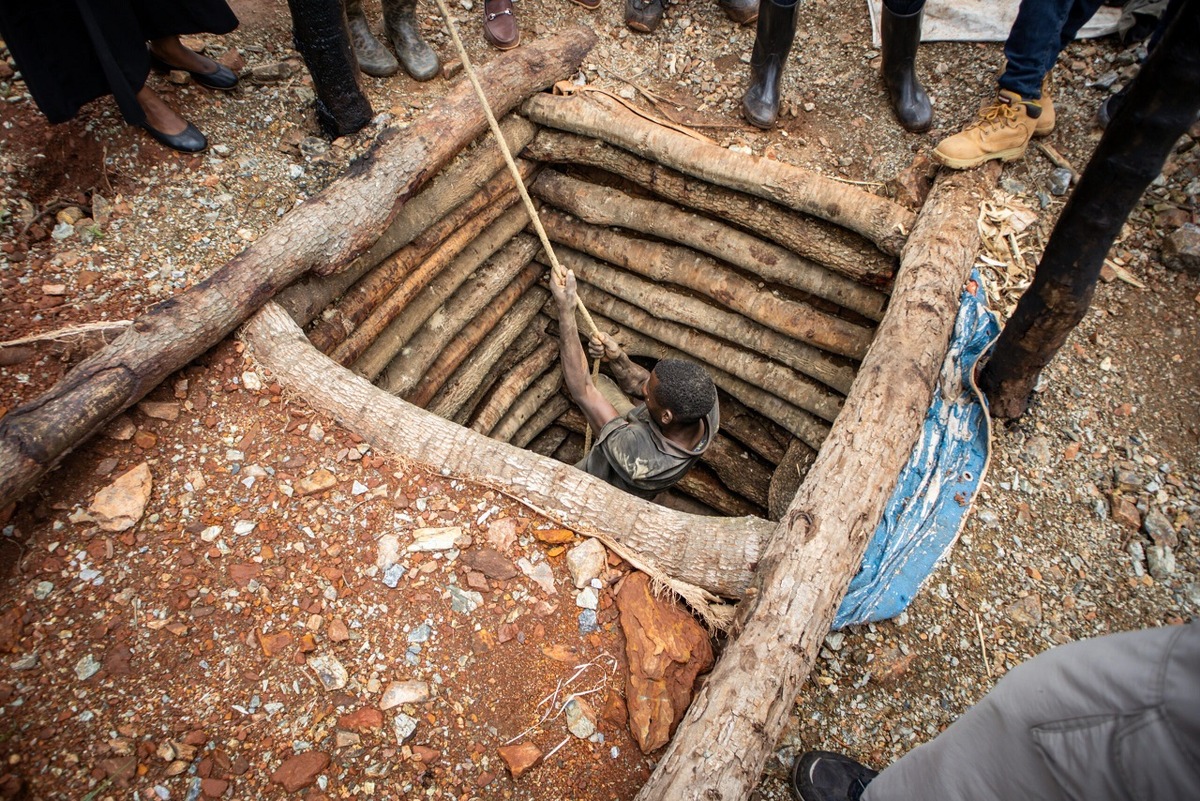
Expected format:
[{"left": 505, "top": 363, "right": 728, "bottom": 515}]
[
  {"left": 150, "top": 52, "right": 239, "bottom": 91},
  {"left": 140, "top": 121, "right": 208, "bottom": 153}
]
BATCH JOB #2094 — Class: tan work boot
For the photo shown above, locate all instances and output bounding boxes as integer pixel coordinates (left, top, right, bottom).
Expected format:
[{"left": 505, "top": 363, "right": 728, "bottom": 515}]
[
  {"left": 1035, "top": 95, "right": 1055, "bottom": 136},
  {"left": 933, "top": 90, "right": 1044, "bottom": 170}
]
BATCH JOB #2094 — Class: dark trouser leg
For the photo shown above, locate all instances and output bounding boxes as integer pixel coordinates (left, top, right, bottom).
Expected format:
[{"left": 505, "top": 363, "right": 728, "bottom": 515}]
[
  {"left": 740, "top": 0, "right": 800, "bottom": 129},
  {"left": 880, "top": 0, "right": 930, "bottom": 132},
  {"left": 999, "top": 0, "right": 1103, "bottom": 99},
  {"left": 382, "top": 0, "right": 439, "bottom": 81},
  {"left": 344, "top": 0, "right": 400, "bottom": 77}
]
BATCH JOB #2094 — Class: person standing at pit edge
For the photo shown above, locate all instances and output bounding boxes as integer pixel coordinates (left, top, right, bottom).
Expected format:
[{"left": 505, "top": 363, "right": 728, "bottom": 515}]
[
  {"left": 0, "top": 0, "right": 240, "bottom": 153},
  {"left": 743, "top": 0, "right": 932, "bottom": 132}
]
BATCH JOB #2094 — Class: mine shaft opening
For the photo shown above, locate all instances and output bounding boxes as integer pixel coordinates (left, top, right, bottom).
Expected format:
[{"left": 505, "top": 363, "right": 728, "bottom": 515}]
[{"left": 298, "top": 110, "right": 898, "bottom": 521}]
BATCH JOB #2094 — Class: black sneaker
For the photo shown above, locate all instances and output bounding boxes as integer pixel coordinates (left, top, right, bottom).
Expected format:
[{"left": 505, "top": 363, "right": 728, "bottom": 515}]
[{"left": 790, "top": 751, "right": 879, "bottom": 801}]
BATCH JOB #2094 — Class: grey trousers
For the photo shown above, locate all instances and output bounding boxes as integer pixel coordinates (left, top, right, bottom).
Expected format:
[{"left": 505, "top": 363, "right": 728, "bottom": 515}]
[{"left": 863, "top": 622, "right": 1199, "bottom": 801}]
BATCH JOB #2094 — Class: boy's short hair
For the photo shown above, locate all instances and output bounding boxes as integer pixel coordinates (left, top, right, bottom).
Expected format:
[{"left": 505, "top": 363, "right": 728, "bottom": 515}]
[{"left": 651, "top": 359, "right": 716, "bottom": 424}]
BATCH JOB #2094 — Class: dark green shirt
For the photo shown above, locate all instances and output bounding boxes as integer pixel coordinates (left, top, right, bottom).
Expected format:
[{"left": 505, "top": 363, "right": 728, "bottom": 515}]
[{"left": 575, "top": 401, "right": 719, "bottom": 499}]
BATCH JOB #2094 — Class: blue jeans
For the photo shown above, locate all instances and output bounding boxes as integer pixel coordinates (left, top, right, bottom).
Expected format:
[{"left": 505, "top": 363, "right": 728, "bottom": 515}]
[{"left": 999, "top": 0, "right": 1106, "bottom": 98}]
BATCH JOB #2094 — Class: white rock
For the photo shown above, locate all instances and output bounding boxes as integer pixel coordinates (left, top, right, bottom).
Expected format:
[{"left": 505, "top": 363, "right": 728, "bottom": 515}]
[
  {"left": 241, "top": 371, "right": 263, "bottom": 391},
  {"left": 87, "top": 462, "right": 153, "bottom": 533},
  {"left": 233, "top": 520, "right": 257, "bottom": 536},
  {"left": 565, "top": 698, "right": 596, "bottom": 739},
  {"left": 351, "top": 481, "right": 368, "bottom": 496},
  {"left": 575, "top": 587, "right": 598, "bottom": 611},
  {"left": 566, "top": 539, "right": 607, "bottom": 589},
  {"left": 74, "top": 653, "right": 101, "bottom": 681},
  {"left": 518, "top": 558, "right": 557, "bottom": 595},
  {"left": 392, "top": 713, "right": 419, "bottom": 743},
  {"left": 380, "top": 680, "right": 431, "bottom": 710},
  {"left": 376, "top": 534, "right": 401, "bottom": 568},
  {"left": 306, "top": 654, "right": 349, "bottom": 691},
  {"left": 308, "top": 422, "right": 325, "bottom": 442},
  {"left": 199, "top": 526, "right": 222, "bottom": 543},
  {"left": 408, "top": 526, "right": 463, "bottom": 552}
]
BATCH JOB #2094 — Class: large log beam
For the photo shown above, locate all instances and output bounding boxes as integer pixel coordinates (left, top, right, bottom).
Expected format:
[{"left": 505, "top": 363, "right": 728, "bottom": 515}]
[
  {"left": 0, "top": 27, "right": 598, "bottom": 511},
  {"left": 521, "top": 92, "right": 915, "bottom": 255},
  {"left": 523, "top": 130, "right": 895, "bottom": 288},
  {"left": 634, "top": 164, "right": 999, "bottom": 800},
  {"left": 242, "top": 302, "right": 771, "bottom": 608}
]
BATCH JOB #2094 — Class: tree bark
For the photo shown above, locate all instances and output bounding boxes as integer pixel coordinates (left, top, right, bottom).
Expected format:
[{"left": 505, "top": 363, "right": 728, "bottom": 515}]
[
  {"left": 527, "top": 424, "right": 569, "bottom": 457},
  {"left": 524, "top": 130, "right": 895, "bottom": 288},
  {"left": 373, "top": 235, "right": 541, "bottom": 394},
  {"left": 0, "top": 27, "right": 597, "bottom": 512},
  {"left": 521, "top": 93, "right": 915, "bottom": 255},
  {"left": 552, "top": 247, "right": 857, "bottom": 395},
  {"left": 242, "top": 302, "right": 773, "bottom": 605},
  {"left": 979, "top": 1, "right": 1200, "bottom": 419},
  {"left": 490, "top": 370, "right": 564, "bottom": 444},
  {"left": 469, "top": 339, "right": 560, "bottom": 435},
  {"left": 566, "top": 280, "right": 845, "bottom": 424},
  {"left": 427, "top": 303, "right": 549, "bottom": 423},
  {"left": 512, "top": 396, "right": 572, "bottom": 449},
  {"left": 286, "top": 0, "right": 372, "bottom": 137},
  {"left": 306, "top": 159, "right": 537, "bottom": 353},
  {"left": 392, "top": 263, "right": 544, "bottom": 401},
  {"left": 633, "top": 164, "right": 999, "bottom": 801},
  {"left": 344, "top": 204, "right": 531, "bottom": 376},
  {"left": 767, "top": 437, "right": 818, "bottom": 521},
  {"left": 532, "top": 171, "right": 887, "bottom": 321},
  {"left": 541, "top": 211, "right": 873, "bottom": 360},
  {"left": 569, "top": 304, "right": 831, "bottom": 450},
  {"left": 717, "top": 393, "right": 790, "bottom": 465}
]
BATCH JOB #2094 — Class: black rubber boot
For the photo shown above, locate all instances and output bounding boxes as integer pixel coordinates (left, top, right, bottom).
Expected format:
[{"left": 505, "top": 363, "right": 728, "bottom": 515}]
[
  {"left": 382, "top": 0, "right": 440, "bottom": 82},
  {"left": 741, "top": 0, "right": 800, "bottom": 129},
  {"left": 880, "top": 4, "right": 932, "bottom": 132},
  {"left": 344, "top": 0, "right": 400, "bottom": 77}
]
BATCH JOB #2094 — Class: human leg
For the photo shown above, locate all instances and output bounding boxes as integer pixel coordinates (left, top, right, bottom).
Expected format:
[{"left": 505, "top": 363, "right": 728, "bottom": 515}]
[
  {"left": 880, "top": 0, "right": 930, "bottom": 132},
  {"left": 383, "top": 0, "right": 441, "bottom": 78},
  {"left": 135, "top": 84, "right": 208, "bottom": 152},
  {"left": 344, "top": 0, "right": 400, "bottom": 77},
  {"left": 740, "top": 0, "right": 800, "bottom": 129}
]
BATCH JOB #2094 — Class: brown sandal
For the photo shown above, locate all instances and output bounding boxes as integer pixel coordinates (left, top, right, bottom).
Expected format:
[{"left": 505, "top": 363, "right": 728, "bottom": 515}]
[{"left": 483, "top": 0, "right": 521, "bottom": 50}]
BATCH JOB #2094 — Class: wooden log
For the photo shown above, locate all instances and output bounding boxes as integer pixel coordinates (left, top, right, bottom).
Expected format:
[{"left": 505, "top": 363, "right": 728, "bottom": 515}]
[
  {"left": 980, "top": 3, "right": 1200, "bottom": 420},
  {"left": 702, "top": 437, "right": 772, "bottom": 510},
  {"left": 532, "top": 171, "right": 887, "bottom": 321},
  {"left": 524, "top": 130, "right": 895, "bottom": 288},
  {"left": 717, "top": 393, "right": 790, "bottom": 465},
  {"left": 0, "top": 27, "right": 598, "bottom": 512},
  {"left": 344, "top": 204, "right": 531, "bottom": 375},
  {"left": 527, "top": 424, "right": 569, "bottom": 457},
  {"left": 490, "top": 370, "right": 565, "bottom": 443},
  {"left": 552, "top": 247, "right": 857, "bottom": 395},
  {"left": 568, "top": 304, "right": 830, "bottom": 450},
  {"left": 427, "top": 302, "right": 548, "bottom": 422},
  {"left": 275, "top": 117, "right": 539, "bottom": 329},
  {"left": 450, "top": 307, "right": 549, "bottom": 425},
  {"left": 512, "top": 395, "right": 573, "bottom": 449},
  {"left": 303, "top": 157, "right": 538, "bottom": 351},
  {"left": 242, "top": 302, "right": 772, "bottom": 606},
  {"left": 540, "top": 211, "right": 873, "bottom": 360},
  {"left": 521, "top": 92, "right": 915, "bottom": 255},
  {"left": 557, "top": 408, "right": 765, "bottom": 518},
  {"left": 633, "top": 165, "right": 999, "bottom": 801},
  {"left": 398, "top": 262, "right": 544, "bottom": 404},
  {"left": 767, "top": 437, "right": 818, "bottom": 522},
  {"left": 468, "top": 339, "right": 560, "bottom": 435},
  {"left": 563, "top": 280, "right": 845, "bottom": 424},
  {"left": 373, "top": 234, "right": 540, "bottom": 393}
]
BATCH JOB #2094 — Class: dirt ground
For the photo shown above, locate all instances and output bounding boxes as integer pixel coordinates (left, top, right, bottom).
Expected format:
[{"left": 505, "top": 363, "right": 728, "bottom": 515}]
[{"left": 1, "top": 0, "right": 1197, "bottom": 799}]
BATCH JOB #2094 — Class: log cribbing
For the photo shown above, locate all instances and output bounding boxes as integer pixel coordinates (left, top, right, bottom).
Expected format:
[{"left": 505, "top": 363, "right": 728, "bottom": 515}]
[
  {"left": 452, "top": 309, "right": 550, "bottom": 425},
  {"left": 511, "top": 395, "right": 572, "bottom": 449},
  {"left": 564, "top": 280, "right": 845, "bottom": 424},
  {"left": 427, "top": 303, "right": 548, "bottom": 422},
  {"left": 527, "top": 424, "right": 569, "bottom": 457},
  {"left": 274, "top": 115, "right": 539, "bottom": 329},
  {"left": 469, "top": 339, "right": 560, "bottom": 435},
  {"left": 381, "top": 258, "right": 544, "bottom": 398},
  {"left": 369, "top": 233, "right": 540, "bottom": 390},
  {"left": 243, "top": 302, "right": 772, "bottom": 607},
  {"left": 307, "top": 158, "right": 538, "bottom": 353},
  {"left": 551, "top": 247, "right": 857, "bottom": 395},
  {"left": 716, "top": 394, "right": 790, "bottom": 465},
  {"left": 490, "top": 370, "right": 565, "bottom": 444},
  {"left": 521, "top": 92, "right": 915, "bottom": 255},
  {"left": 523, "top": 130, "right": 895, "bottom": 287},
  {"left": 540, "top": 211, "right": 873, "bottom": 360},
  {"left": 0, "top": 26, "right": 597, "bottom": 511},
  {"left": 633, "top": 164, "right": 1000, "bottom": 801},
  {"left": 532, "top": 171, "right": 887, "bottom": 321},
  {"left": 341, "top": 204, "right": 531, "bottom": 375},
  {"left": 565, "top": 304, "right": 831, "bottom": 450}
]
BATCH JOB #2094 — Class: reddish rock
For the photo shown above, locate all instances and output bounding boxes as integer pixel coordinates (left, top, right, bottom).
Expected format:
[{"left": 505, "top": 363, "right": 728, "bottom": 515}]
[
  {"left": 871, "top": 646, "right": 917, "bottom": 684},
  {"left": 327, "top": 619, "right": 350, "bottom": 642},
  {"left": 138, "top": 401, "right": 181, "bottom": 421},
  {"left": 201, "top": 778, "right": 229, "bottom": 797},
  {"left": 257, "top": 630, "right": 294, "bottom": 657},
  {"left": 1005, "top": 594, "right": 1043, "bottom": 627},
  {"left": 615, "top": 572, "right": 714, "bottom": 753},
  {"left": 270, "top": 751, "right": 330, "bottom": 793},
  {"left": 337, "top": 708, "right": 383, "bottom": 732},
  {"left": 533, "top": 528, "right": 574, "bottom": 544},
  {"left": 87, "top": 462, "right": 153, "bottom": 532},
  {"left": 0, "top": 607, "right": 23, "bottom": 653},
  {"left": 411, "top": 745, "right": 439, "bottom": 763},
  {"left": 99, "top": 756, "right": 137, "bottom": 783},
  {"left": 497, "top": 742, "right": 542, "bottom": 779},
  {"left": 228, "top": 564, "right": 261, "bottom": 587},
  {"left": 133, "top": 430, "right": 158, "bottom": 449},
  {"left": 1111, "top": 495, "right": 1142, "bottom": 530},
  {"left": 600, "top": 690, "right": 627, "bottom": 731},
  {"left": 462, "top": 547, "right": 518, "bottom": 580}
]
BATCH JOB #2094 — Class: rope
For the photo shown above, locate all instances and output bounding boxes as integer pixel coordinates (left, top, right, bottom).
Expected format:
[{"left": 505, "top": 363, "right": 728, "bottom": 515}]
[{"left": 428, "top": 0, "right": 603, "bottom": 450}]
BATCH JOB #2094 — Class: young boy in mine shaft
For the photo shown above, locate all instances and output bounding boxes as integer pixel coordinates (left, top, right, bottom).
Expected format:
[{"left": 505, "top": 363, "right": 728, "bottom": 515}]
[{"left": 549, "top": 266, "right": 720, "bottom": 499}]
